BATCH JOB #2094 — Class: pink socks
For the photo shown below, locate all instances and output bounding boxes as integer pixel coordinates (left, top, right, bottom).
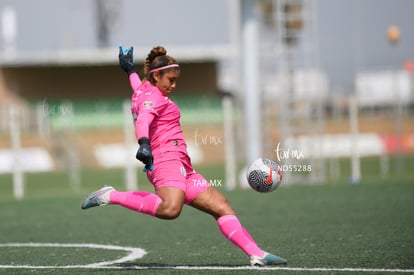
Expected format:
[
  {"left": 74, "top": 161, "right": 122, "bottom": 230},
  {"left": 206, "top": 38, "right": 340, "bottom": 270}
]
[
  {"left": 109, "top": 193, "right": 263, "bottom": 257},
  {"left": 109, "top": 191, "right": 162, "bottom": 216},
  {"left": 217, "top": 215, "right": 264, "bottom": 257}
]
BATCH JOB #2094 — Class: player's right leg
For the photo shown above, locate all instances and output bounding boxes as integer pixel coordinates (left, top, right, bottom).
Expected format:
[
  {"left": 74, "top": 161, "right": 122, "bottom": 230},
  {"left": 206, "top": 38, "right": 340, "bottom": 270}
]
[
  {"left": 81, "top": 155, "right": 188, "bottom": 219},
  {"left": 81, "top": 185, "right": 185, "bottom": 219},
  {"left": 81, "top": 186, "right": 162, "bottom": 216},
  {"left": 81, "top": 186, "right": 114, "bottom": 209},
  {"left": 154, "top": 186, "right": 185, "bottom": 219}
]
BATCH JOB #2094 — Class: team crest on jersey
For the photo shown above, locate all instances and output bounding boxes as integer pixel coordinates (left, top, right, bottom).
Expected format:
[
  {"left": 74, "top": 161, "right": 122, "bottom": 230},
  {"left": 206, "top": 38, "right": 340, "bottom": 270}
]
[{"left": 143, "top": 101, "right": 154, "bottom": 110}]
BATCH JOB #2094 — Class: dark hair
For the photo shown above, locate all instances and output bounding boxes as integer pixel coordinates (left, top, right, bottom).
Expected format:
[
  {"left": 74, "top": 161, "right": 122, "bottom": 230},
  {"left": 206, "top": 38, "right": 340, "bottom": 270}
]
[{"left": 143, "top": 46, "right": 179, "bottom": 84}]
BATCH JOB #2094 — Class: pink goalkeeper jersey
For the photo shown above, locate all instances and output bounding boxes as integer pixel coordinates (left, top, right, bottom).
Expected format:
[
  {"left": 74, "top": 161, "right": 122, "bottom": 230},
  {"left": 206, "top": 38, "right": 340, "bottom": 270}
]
[{"left": 128, "top": 73, "right": 187, "bottom": 160}]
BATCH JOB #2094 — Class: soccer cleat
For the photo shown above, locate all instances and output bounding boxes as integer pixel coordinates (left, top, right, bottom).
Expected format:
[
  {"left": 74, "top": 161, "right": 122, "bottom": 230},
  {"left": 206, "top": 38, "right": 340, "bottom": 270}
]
[
  {"left": 249, "top": 251, "right": 288, "bottom": 266},
  {"left": 81, "top": 186, "right": 115, "bottom": 210}
]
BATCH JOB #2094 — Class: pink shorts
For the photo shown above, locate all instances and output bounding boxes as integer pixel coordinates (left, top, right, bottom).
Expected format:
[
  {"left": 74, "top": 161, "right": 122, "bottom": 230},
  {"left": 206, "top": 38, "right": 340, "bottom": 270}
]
[{"left": 146, "top": 152, "right": 209, "bottom": 204}]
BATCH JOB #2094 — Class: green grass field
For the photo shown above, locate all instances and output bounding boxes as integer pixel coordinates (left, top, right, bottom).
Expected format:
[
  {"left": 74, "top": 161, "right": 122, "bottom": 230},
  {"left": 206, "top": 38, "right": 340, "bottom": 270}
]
[{"left": 0, "top": 157, "right": 413, "bottom": 274}]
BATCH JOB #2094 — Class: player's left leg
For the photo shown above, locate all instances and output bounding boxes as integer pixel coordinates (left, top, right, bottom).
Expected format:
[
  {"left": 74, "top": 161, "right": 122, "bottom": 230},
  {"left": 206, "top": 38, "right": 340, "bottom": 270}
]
[
  {"left": 189, "top": 186, "right": 261, "bottom": 254},
  {"left": 189, "top": 186, "right": 287, "bottom": 266}
]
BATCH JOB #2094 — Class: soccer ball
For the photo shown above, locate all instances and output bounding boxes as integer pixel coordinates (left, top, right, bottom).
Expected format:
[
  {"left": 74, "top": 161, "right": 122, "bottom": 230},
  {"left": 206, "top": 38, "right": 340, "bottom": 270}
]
[{"left": 246, "top": 158, "right": 282, "bottom": 193}]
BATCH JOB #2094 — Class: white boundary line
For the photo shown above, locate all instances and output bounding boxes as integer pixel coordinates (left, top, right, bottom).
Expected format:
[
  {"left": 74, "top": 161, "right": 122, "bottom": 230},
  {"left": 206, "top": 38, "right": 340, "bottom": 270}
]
[
  {"left": 1, "top": 265, "right": 413, "bottom": 273},
  {"left": 0, "top": 243, "right": 413, "bottom": 273},
  {"left": 110, "top": 266, "right": 414, "bottom": 273},
  {"left": 0, "top": 243, "right": 146, "bottom": 268}
]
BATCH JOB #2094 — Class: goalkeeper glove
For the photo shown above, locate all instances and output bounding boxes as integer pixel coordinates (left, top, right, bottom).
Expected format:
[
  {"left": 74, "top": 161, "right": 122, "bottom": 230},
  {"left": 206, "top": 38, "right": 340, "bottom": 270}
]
[
  {"left": 136, "top": 137, "right": 154, "bottom": 172},
  {"left": 119, "top": 45, "right": 136, "bottom": 75}
]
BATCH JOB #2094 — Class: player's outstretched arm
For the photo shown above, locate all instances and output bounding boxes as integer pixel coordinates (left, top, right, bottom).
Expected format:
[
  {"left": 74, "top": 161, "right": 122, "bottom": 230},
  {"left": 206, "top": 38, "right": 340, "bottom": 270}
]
[{"left": 119, "top": 45, "right": 141, "bottom": 90}]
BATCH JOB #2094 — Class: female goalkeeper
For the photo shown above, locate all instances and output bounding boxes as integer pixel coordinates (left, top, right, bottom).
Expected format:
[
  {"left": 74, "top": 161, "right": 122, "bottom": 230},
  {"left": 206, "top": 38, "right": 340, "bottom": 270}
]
[{"left": 81, "top": 45, "right": 287, "bottom": 266}]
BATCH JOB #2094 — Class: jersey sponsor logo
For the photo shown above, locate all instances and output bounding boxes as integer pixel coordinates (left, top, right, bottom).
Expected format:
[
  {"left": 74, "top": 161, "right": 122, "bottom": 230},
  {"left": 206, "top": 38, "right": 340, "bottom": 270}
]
[{"left": 143, "top": 101, "right": 154, "bottom": 110}]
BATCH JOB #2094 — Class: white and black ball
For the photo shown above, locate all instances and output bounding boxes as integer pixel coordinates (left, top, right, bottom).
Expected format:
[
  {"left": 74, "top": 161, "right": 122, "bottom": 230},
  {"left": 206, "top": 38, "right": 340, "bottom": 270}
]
[{"left": 246, "top": 158, "right": 282, "bottom": 193}]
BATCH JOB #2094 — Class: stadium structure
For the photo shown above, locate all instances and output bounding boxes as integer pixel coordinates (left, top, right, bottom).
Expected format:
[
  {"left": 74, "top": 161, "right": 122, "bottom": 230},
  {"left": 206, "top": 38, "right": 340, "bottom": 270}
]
[{"left": 0, "top": 0, "right": 413, "bottom": 195}]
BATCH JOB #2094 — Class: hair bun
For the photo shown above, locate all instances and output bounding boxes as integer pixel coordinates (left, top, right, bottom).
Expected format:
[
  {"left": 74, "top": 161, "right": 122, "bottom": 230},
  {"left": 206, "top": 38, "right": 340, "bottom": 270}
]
[
  {"left": 147, "top": 46, "right": 167, "bottom": 62},
  {"left": 143, "top": 45, "right": 178, "bottom": 81}
]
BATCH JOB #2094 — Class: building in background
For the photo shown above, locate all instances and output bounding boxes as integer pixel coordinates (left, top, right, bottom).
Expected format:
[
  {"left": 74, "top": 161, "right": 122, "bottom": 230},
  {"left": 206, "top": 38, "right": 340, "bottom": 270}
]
[
  {"left": 0, "top": 0, "right": 413, "bottom": 97},
  {"left": 0, "top": 0, "right": 413, "bottom": 185}
]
